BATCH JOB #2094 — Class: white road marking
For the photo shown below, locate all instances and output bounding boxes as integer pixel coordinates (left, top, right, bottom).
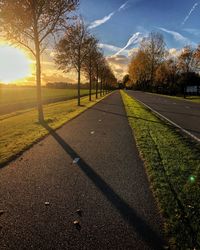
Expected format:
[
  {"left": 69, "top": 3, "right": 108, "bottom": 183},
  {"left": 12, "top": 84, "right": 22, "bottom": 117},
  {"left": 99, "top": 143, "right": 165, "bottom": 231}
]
[{"left": 133, "top": 97, "right": 200, "bottom": 143}]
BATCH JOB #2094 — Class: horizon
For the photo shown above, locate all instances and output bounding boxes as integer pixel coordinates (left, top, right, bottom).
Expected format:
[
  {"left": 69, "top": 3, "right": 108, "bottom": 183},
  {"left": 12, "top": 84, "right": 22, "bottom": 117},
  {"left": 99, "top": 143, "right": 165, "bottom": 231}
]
[{"left": 0, "top": 0, "right": 199, "bottom": 85}]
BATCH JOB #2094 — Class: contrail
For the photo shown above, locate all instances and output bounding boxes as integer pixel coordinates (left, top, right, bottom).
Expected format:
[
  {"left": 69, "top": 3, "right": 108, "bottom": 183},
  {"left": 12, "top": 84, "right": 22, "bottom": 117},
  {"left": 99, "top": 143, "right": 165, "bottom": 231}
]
[
  {"left": 182, "top": 2, "right": 199, "bottom": 25},
  {"left": 88, "top": 1, "right": 129, "bottom": 29},
  {"left": 115, "top": 32, "right": 143, "bottom": 55},
  {"left": 118, "top": 1, "right": 129, "bottom": 11},
  {"left": 157, "top": 27, "right": 197, "bottom": 46},
  {"left": 88, "top": 12, "right": 115, "bottom": 29}
]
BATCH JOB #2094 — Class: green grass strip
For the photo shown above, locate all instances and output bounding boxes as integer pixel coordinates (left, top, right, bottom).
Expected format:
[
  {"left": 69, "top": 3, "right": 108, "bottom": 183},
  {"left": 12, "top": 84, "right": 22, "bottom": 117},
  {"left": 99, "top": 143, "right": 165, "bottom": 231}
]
[
  {"left": 0, "top": 93, "right": 109, "bottom": 166},
  {"left": 121, "top": 90, "right": 200, "bottom": 249},
  {"left": 148, "top": 92, "right": 200, "bottom": 104}
]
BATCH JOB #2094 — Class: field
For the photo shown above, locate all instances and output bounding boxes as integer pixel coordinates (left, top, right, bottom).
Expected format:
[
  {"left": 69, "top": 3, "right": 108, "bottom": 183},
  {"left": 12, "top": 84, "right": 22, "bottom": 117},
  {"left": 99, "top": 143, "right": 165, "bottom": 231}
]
[
  {"left": 121, "top": 90, "right": 200, "bottom": 249},
  {"left": 0, "top": 87, "right": 95, "bottom": 115},
  {"left": 0, "top": 93, "right": 109, "bottom": 166}
]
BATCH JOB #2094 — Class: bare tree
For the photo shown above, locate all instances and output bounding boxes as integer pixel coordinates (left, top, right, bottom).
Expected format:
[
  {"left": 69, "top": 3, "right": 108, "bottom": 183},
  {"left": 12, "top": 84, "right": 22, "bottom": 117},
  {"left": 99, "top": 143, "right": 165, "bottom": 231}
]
[
  {"left": 93, "top": 51, "right": 104, "bottom": 99},
  {"left": 0, "top": 0, "right": 79, "bottom": 122},
  {"left": 82, "top": 36, "right": 98, "bottom": 101},
  {"left": 98, "top": 58, "right": 108, "bottom": 96},
  {"left": 55, "top": 19, "right": 90, "bottom": 106},
  {"left": 140, "top": 32, "right": 166, "bottom": 87}
]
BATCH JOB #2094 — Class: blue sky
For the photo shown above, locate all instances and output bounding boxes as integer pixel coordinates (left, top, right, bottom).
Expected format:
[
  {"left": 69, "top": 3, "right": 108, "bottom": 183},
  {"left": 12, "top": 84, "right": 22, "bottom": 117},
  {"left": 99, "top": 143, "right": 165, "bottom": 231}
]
[{"left": 79, "top": 0, "right": 200, "bottom": 56}]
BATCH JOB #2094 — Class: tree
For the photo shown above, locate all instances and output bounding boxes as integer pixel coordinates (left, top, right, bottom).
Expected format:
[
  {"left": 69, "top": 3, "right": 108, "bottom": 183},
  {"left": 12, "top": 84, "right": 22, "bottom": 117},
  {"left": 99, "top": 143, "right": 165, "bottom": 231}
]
[
  {"left": 0, "top": 0, "right": 79, "bottom": 122},
  {"left": 128, "top": 49, "right": 151, "bottom": 90},
  {"left": 93, "top": 50, "right": 104, "bottom": 99},
  {"left": 122, "top": 74, "right": 130, "bottom": 89},
  {"left": 140, "top": 32, "right": 166, "bottom": 88},
  {"left": 55, "top": 19, "right": 89, "bottom": 106},
  {"left": 82, "top": 36, "right": 98, "bottom": 101},
  {"left": 178, "top": 46, "right": 195, "bottom": 97},
  {"left": 155, "top": 63, "right": 169, "bottom": 90},
  {"left": 98, "top": 57, "right": 108, "bottom": 96}
]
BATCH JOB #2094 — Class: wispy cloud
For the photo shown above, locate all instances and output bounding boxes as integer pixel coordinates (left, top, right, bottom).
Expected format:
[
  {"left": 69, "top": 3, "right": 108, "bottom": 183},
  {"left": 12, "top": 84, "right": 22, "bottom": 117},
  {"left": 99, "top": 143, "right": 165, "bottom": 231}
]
[
  {"left": 88, "top": 12, "right": 115, "bottom": 29},
  {"left": 157, "top": 27, "right": 195, "bottom": 45},
  {"left": 88, "top": 1, "right": 129, "bottom": 29},
  {"left": 183, "top": 28, "right": 200, "bottom": 36},
  {"left": 182, "top": 2, "right": 199, "bottom": 25},
  {"left": 98, "top": 43, "right": 127, "bottom": 53},
  {"left": 115, "top": 32, "right": 144, "bottom": 55},
  {"left": 118, "top": 1, "right": 129, "bottom": 11}
]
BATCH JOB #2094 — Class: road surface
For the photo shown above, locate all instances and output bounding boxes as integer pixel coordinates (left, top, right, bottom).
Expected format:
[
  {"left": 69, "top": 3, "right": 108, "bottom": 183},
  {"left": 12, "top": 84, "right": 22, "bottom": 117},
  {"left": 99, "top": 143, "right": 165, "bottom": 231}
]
[
  {"left": 0, "top": 91, "right": 165, "bottom": 250},
  {"left": 126, "top": 90, "right": 200, "bottom": 141}
]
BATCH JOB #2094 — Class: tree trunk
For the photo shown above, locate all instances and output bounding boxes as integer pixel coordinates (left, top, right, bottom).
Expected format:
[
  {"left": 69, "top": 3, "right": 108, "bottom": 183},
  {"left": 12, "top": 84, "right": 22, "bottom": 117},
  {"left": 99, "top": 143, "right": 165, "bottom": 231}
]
[
  {"left": 89, "top": 62, "right": 92, "bottom": 101},
  {"left": 100, "top": 79, "right": 103, "bottom": 97},
  {"left": 78, "top": 67, "right": 81, "bottom": 106},
  {"left": 96, "top": 69, "right": 98, "bottom": 99},
  {"left": 33, "top": 13, "right": 44, "bottom": 123},
  {"left": 89, "top": 73, "right": 92, "bottom": 101},
  {"left": 35, "top": 47, "right": 44, "bottom": 122},
  {"left": 96, "top": 80, "right": 98, "bottom": 99}
]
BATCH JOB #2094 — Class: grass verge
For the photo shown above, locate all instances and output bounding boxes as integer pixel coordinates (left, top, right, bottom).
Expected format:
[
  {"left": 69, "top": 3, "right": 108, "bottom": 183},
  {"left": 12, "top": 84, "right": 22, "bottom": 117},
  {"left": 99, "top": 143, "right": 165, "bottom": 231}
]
[
  {"left": 0, "top": 93, "right": 110, "bottom": 166},
  {"left": 121, "top": 90, "right": 200, "bottom": 249},
  {"left": 148, "top": 92, "right": 200, "bottom": 104}
]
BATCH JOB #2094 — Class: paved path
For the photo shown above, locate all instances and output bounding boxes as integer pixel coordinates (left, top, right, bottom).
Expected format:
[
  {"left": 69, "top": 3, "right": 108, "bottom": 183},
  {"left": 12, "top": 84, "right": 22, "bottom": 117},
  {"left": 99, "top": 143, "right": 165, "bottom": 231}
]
[
  {"left": 0, "top": 91, "right": 165, "bottom": 250},
  {"left": 126, "top": 90, "right": 200, "bottom": 140}
]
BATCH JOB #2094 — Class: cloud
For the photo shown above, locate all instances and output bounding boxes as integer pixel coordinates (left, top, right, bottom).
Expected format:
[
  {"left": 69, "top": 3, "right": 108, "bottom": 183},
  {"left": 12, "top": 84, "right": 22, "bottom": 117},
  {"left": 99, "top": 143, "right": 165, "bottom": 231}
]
[
  {"left": 107, "top": 54, "right": 129, "bottom": 79},
  {"left": 118, "top": 1, "right": 128, "bottom": 11},
  {"left": 88, "top": 1, "right": 129, "bottom": 29},
  {"left": 157, "top": 27, "right": 195, "bottom": 46},
  {"left": 167, "top": 48, "right": 182, "bottom": 58},
  {"left": 98, "top": 43, "right": 130, "bottom": 55},
  {"left": 115, "top": 32, "right": 144, "bottom": 55},
  {"left": 183, "top": 28, "right": 200, "bottom": 36},
  {"left": 182, "top": 3, "right": 199, "bottom": 25},
  {"left": 88, "top": 12, "right": 115, "bottom": 29}
]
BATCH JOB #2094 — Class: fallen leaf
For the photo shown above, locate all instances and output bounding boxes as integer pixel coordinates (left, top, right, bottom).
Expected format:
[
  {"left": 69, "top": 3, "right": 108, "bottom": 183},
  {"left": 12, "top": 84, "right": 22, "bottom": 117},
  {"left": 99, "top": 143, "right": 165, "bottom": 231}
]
[
  {"left": 73, "top": 220, "right": 81, "bottom": 231},
  {"left": 73, "top": 158, "right": 80, "bottom": 164}
]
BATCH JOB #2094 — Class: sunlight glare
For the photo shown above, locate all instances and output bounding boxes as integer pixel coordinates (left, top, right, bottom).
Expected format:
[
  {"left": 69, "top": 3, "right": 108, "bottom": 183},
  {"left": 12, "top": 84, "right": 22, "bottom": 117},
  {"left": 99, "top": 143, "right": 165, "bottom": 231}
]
[{"left": 0, "top": 44, "right": 32, "bottom": 83}]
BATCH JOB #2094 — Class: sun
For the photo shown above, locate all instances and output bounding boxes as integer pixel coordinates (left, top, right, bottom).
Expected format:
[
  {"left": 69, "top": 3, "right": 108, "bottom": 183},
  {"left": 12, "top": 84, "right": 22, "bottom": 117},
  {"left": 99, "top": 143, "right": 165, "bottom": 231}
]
[{"left": 0, "top": 44, "right": 32, "bottom": 83}]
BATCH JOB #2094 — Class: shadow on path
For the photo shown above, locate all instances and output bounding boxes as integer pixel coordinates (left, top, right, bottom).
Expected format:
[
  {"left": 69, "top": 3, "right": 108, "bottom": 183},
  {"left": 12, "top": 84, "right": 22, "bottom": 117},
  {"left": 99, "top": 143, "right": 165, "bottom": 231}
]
[
  {"left": 91, "top": 107, "right": 163, "bottom": 125},
  {"left": 42, "top": 122, "right": 166, "bottom": 250}
]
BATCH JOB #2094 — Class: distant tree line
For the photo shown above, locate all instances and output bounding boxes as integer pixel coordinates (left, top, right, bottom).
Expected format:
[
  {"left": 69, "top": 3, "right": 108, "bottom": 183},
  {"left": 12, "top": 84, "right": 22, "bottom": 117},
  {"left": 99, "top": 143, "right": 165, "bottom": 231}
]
[
  {"left": 0, "top": 1, "right": 117, "bottom": 122},
  {"left": 127, "top": 32, "right": 200, "bottom": 97},
  {"left": 46, "top": 82, "right": 94, "bottom": 89}
]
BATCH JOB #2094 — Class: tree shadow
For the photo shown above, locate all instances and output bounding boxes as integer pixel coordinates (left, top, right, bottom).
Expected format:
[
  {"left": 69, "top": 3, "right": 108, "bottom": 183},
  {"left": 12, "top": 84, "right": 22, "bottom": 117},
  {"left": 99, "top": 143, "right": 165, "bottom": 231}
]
[
  {"left": 91, "top": 107, "right": 163, "bottom": 125},
  {"left": 42, "top": 122, "right": 166, "bottom": 249}
]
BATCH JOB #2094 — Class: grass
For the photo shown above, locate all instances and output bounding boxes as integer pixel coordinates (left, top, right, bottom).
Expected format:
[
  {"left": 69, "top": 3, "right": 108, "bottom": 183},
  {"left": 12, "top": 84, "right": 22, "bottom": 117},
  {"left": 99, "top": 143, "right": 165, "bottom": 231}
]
[
  {"left": 148, "top": 92, "right": 200, "bottom": 104},
  {"left": 121, "top": 90, "right": 200, "bottom": 249},
  {"left": 0, "top": 93, "right": 109, "bottom": 166},
  {"left": 0, "top": 87, "right": 96, "bottom": 113},
  {"left": 168, "top": 95, "right": 200, "bottom": 104}
]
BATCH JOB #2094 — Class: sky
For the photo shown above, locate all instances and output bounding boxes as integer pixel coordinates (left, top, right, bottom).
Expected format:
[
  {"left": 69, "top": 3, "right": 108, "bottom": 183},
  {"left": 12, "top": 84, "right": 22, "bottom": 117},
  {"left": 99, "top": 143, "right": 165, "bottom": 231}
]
[
  {"left": 1, "top": 0, "right": 200, "bottom": 84},
  {"left": 78, "top": 0, "right": 200, "bottom": 79}
]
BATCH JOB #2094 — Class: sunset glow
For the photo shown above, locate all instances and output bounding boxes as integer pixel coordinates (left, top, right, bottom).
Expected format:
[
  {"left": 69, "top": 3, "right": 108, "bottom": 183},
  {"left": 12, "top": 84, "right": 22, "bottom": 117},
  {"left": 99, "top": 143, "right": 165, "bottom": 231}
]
[{"left": 0, "top": 44, "right": 32, "bottom": 83}]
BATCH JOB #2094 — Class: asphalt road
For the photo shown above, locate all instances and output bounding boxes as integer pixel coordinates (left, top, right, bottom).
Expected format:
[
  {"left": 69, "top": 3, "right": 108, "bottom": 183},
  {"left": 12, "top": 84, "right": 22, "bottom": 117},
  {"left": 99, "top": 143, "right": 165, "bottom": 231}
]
[
  {"left": 126, "top": 90, "right": 200, "bottom": 140},
  {"left": 0, "top": 91, "right": 165, "bottom": 250}
]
